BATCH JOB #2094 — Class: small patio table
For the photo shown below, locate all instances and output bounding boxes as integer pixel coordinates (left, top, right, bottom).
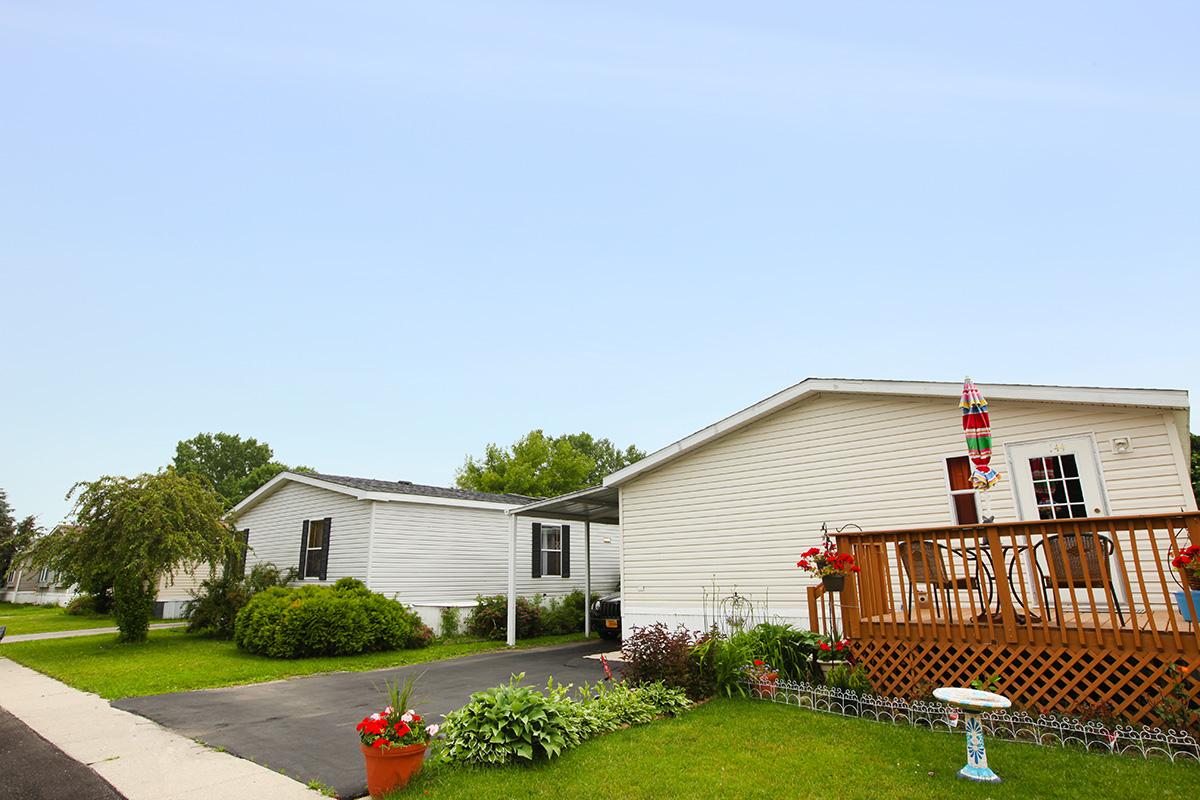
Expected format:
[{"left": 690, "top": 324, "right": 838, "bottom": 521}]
[{"left": 933, "top": 687, "right": 1011, "bottom": 783}]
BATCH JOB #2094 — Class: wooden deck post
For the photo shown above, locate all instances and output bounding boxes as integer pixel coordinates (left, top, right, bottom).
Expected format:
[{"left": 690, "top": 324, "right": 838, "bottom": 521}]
[
  {"left": 837, "top": 535, "right": 861, "bottom": 639},
  {"left": 984, "top": 525, "right": 1019, "bottom": 643}
]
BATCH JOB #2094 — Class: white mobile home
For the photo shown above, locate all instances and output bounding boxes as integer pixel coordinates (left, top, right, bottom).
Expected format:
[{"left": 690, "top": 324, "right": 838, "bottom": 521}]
[
  {"left": 230, "top": 472, "right": 621, "bottom": 632},
  {"left": 522, "top": 378, "right": 1193, "bottom": 638}
]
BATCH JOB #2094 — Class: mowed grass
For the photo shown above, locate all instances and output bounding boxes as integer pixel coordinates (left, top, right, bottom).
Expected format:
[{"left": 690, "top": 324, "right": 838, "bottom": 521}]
[
  {"left": 0, "top": 629, "right": 586, "bottom": 699},
  {"left": 407, "top": 699, "right": 1200, "bottom": 800},
  {"left": 0, "top": 601, "right": 116, "bottom": 635}
]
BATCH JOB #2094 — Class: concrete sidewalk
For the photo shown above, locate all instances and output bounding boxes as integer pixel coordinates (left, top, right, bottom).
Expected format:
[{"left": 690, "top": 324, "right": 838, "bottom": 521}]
[
  {"left": 0, "top": 659, "right": 324, "bottom": 800},
  {"left": 1, "top": 622, "right": 186, "bottom": 644}
]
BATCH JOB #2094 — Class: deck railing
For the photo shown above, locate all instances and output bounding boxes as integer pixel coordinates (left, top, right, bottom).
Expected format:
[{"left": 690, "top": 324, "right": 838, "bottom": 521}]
[{"left": 832, "top": 512, "right": 1200, "bottom": 654}]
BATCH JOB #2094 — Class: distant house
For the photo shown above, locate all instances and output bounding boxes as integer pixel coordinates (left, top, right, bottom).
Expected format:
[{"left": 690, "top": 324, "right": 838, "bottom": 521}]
[
  {"left": 229, "top": 472, "right": 621, "bottom": 633},
  {"left": 1, "top": 561, "right": 71, "bottom": 605}
]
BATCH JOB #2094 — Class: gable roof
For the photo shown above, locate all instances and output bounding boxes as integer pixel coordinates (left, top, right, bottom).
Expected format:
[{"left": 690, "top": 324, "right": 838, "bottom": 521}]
[
  {"left": 603, "top": 377, "right": 1189, "bottom": 488},
  {"left": 229, "top": 471, "right": 535, "bottom": 517}
]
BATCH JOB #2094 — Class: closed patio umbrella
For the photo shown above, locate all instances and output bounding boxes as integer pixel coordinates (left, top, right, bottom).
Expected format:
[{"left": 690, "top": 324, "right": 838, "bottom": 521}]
[{"left": 961, "top": 378, "right": 1001, "bottom": 521}]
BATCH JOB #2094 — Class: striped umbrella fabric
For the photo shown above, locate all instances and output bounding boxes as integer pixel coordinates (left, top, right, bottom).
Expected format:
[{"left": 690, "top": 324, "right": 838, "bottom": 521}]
[{"left": 961, "top": 378, "right": 1001, "bottom": 490}]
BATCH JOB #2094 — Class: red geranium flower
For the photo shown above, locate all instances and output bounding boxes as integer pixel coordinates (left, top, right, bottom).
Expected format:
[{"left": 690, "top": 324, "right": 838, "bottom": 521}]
[{"left": 393, "top": 721, "right": 411, "bottom": 738}]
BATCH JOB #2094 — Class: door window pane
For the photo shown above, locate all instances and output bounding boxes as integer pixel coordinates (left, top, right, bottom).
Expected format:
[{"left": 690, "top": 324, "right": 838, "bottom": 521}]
[{"left": 1027, "top": 455, "right": 1089, "bottom": 519}]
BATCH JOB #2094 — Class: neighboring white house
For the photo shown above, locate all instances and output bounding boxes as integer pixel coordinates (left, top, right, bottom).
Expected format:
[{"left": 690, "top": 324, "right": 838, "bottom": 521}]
[
  {"left": 581, "top": 378, "right": 1194, "bottom": 638},
  {"left": 229, "top": 472, "right": 621, "bottom": 633}
]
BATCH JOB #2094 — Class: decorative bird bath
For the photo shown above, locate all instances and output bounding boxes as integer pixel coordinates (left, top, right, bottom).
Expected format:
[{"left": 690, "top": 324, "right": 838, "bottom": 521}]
[{"left": 933, "top": 687, "right": 1011, "bottom": 783}]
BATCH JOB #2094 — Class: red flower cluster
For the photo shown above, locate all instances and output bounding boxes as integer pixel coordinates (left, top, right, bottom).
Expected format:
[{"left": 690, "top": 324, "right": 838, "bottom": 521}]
[
  {"left": 356, "top": 706, "right": 436, "bottom": 751},
  {"left": 796, "top": 539, "right": 860, "bottom": 577},
  {"left": 1173, "top": 545, "right": 1200, "bottom": 584}
]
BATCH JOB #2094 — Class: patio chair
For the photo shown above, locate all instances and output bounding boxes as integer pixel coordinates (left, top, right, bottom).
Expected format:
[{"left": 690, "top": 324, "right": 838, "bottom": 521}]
[
  {"left": 1031, "top": 532, "right": 1124, "bottom": 626},
  {"left": 896, "top": 540, "right": 991, "bottom": 620}
]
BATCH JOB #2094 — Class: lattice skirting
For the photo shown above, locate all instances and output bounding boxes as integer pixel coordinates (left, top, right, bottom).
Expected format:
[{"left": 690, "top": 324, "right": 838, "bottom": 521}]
[{"left": 852, "top": 638, "right": 1200, "bottom": 728}]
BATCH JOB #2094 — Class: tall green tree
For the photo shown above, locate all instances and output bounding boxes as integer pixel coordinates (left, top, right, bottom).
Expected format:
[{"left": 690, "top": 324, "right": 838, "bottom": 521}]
[
  {"left": 173, "top": 432, "right": 312, "bottom": 509},
  {"left": 456, "top": 430, "right": 645, "bottom": 498},
  {"left": 1192, "top": 433, "right": 1199, "bottom": 506},
  {"left": 0, "top": 490, "right": 39, "bottom": 580},
  {"left": 23, "top": 469, "right": 237, "bottom": 642}
]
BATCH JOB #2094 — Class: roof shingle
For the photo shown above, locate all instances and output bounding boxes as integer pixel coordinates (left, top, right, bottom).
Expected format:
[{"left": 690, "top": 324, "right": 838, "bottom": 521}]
[{"left": 307, "top": 473, "right": 535, "bottom": 505}]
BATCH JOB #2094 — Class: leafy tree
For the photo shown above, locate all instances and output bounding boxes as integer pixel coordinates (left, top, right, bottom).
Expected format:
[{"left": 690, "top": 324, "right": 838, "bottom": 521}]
[
  {"left": 456, "top": 430, "right": 645, "bottom": 498},
  {"left": 173, "top": 432, "right": 312, "bottom": 509},
  {"left": 1192, "top": 434, "right": 1200, "bottom": 506},
  {"left": 0, "top": 490, "right": 42, "bottom": 582},
  {"left": 23, "top": 469, "right": 237, "bottom": 642}
]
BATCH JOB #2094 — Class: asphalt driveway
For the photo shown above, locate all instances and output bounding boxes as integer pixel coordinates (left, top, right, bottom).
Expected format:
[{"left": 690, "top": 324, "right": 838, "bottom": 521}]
[{"left": 114, "top": 639, "right": 610, "bottom": 798}]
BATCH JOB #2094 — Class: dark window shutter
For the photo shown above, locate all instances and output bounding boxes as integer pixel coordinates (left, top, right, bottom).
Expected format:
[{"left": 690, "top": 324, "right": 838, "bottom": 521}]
[
  {"left": 320, "top": 517, "right": 332, "bottom": 581},
  {"left": 561, "top": 525, "right": 571, "bottom": 578},
  {"left": 531, "top": 522, "right": 542, "bottom": 579},
  {"left": 299, "top": 520, "right": 310, "bottom": 577}
]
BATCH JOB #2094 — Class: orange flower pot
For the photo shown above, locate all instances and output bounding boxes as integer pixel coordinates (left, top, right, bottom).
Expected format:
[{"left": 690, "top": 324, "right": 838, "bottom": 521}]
[{"left": 360, "top": 741, "right": 428, "bottom": 798}]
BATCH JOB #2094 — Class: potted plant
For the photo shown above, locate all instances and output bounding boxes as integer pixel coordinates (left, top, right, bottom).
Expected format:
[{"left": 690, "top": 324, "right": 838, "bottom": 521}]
[
  {"left": 745, "top": 658, "right": 780, "bottom": 698},
  {"left": 815, "top": 634, "right": 851, "bottom": 681},
  {"left": 356, "top": 675, "right": 439, "bottom": 798},
  {"left": 1171, "top": 545, "right": 1200, "bottom": 622},
  {"left": 796, "top": 536, "right": 860, "bottom": 591}
]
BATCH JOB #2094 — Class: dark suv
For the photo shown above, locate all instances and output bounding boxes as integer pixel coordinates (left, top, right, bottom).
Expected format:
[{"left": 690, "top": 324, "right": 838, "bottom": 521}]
[{"left": 590, "top": 593, "right": 622, "bottom": 640}]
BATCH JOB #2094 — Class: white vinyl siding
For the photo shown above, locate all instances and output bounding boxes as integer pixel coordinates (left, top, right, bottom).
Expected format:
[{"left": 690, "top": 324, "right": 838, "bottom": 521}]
[
  {"left": 238, "top": 481, "right": 372, "bottom": 584},
  {"left": 369, "top": 502, "right": 620, "bottom": 604},
  {"left": 618, "top": 392, "right": 1194, "bottom": 633}
]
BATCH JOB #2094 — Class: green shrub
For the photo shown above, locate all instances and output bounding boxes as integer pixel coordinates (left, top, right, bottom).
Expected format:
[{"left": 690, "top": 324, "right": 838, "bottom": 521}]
[
  {"left": 439, "top": 675, "right": 692, "bottom": 767},
  {"left": 439, "top": 674, "right": 574, "bottom": 765},
  {"left": 233, "top": 579, "right": 431, "bottom": 658},
  {"left": 188, "top": 563, "right": 295, "bottom": 639},
  {"left": 439, "top": 606, "right": 461, "bottom": 638},
  {"left": 739, "top": 623, "right": 821, "bottom": 682},
  {"left": 65, "top": 593, "right": 99, "bottom": 616},
  {"left": 541, "top": 590, "right": 587, "bottom": 635},
  {"left": 466, "top": 594, "right": 543, "bottom": 640},
  {"left": 825, "top": 664, "right": 873, "bottom": 694}
]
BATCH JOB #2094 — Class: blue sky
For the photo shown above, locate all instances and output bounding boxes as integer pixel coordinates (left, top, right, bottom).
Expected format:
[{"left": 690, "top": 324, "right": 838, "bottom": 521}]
[{"left": 2, "top": 2, "right": 1198, "bottom": 525}]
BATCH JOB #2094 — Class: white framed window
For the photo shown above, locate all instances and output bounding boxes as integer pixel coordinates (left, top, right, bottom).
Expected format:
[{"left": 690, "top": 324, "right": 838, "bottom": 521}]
[
  {"left": 541, "top": 525, "right": 562, "bottom": 577},
  {"left": 944, "top": 456, "right": 980, "bottom": 525},
  {"left": 37, "top": 567, "right": 54, "bottom": 585},
  {"left": 304, "top": 519, "right": 327, "bottom": 579}
]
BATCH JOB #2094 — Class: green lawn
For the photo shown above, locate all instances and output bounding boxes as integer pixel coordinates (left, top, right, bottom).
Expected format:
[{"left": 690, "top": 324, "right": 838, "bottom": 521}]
[
  {"left": 0, "top": 628, "right": 586, "bottom": 699},
  {"left": 0, "top": 601, "right": 116, "bottom": 635},
  {"left": 407, "top": 699, "right": 1199, "bottom": 800}
]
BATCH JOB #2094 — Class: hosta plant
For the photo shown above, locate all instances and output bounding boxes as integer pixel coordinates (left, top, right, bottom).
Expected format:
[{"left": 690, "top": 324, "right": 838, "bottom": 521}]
[{"left": 439, "top": 673, "right": 573, "bottom": 765}]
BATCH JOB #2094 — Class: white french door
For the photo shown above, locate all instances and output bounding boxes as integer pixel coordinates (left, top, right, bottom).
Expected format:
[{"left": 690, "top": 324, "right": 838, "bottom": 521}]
[{"left": 1007, "top": 435, "right": 1109, "bottom": 521}]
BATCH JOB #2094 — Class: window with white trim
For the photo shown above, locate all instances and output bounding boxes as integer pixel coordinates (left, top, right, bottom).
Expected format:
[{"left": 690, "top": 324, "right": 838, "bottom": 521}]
[
  {"left": 945, "top": 456, "right": 980, "bottom": 525},
  {"left": 38, "top": 567, "right": 54, "bottom": 585},
  {"left": 541, "top": 525, "right": 562, "bottom": 577}
]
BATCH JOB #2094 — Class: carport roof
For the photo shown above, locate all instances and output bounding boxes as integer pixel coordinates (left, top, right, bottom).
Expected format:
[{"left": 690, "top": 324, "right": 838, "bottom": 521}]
[{"left": 509, "top": 485, "right": 619, "bottom": 525}]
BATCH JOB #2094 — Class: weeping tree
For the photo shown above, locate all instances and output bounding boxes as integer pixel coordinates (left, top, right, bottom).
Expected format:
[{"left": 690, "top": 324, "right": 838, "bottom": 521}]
[{"left": 23, "top": 469, "right": 237, "bottom": 642}]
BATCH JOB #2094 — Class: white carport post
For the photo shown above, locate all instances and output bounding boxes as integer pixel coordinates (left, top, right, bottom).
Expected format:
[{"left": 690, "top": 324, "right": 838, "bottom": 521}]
[
  {"left": 584, "top": 519, "right": 592, "bottom": 638},
  {"left": 506, "top": 511, "right": 517, "bottom": 647}
]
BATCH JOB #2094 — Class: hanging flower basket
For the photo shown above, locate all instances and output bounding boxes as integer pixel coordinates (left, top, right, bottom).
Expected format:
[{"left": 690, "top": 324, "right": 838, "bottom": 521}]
[
  {"left": 797, "top": 536, "right": 859, "bottom": 592},
  {"left": 821, "top": 574, "right": 846, "bottom": 592}
]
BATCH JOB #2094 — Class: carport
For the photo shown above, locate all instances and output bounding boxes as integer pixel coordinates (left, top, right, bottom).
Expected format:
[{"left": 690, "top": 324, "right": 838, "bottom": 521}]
[{"left": 505, "top": 485, "right": 620, "bottom": 645}]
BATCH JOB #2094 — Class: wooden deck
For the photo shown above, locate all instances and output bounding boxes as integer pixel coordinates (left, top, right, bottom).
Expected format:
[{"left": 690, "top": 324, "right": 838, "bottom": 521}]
[{"left": 815, "top": 512, "right": 1200, "bottom": 726}]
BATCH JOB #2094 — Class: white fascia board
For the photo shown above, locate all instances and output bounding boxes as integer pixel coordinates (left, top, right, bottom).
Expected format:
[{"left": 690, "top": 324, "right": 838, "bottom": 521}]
[
  {"left": 604, "top": 377, "right": 1189, "bottom": 488},
  {"left": 228, "top": 471, "right": 522, "bottom": 518}
]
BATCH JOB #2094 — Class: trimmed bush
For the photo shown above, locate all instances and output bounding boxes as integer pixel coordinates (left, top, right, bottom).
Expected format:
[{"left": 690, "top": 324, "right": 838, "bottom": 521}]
[
  {"left": 233, "top": 578, "right": 432, "bottom": 658},
  {"left": 466, "top": 594, "right": 543, "bottom": 640},
  {"left": 187, "top": 563, "right": 295, "bottom": 639}
]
